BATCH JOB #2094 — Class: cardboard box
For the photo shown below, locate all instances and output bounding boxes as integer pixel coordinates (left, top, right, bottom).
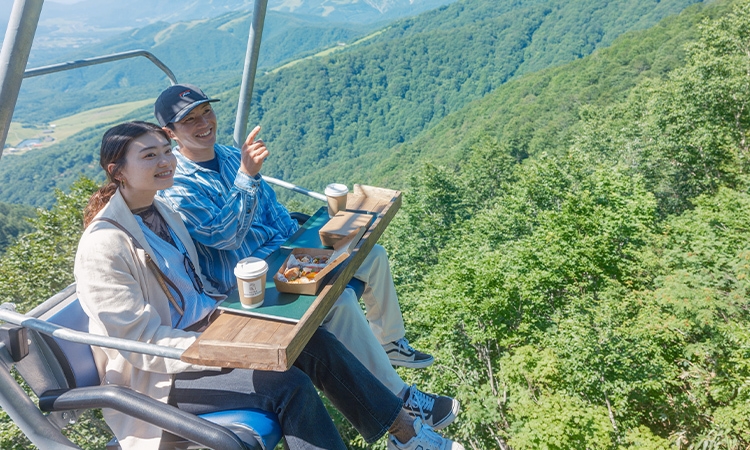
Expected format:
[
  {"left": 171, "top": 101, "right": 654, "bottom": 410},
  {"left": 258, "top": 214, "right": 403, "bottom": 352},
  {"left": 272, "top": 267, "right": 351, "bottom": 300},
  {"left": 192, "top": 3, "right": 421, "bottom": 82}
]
[
  {"left": 272, "top": 230, "right": 359, "bottom": 295},
  {"left": 319, "top": 211, "right": 372, "bottom": 248}
]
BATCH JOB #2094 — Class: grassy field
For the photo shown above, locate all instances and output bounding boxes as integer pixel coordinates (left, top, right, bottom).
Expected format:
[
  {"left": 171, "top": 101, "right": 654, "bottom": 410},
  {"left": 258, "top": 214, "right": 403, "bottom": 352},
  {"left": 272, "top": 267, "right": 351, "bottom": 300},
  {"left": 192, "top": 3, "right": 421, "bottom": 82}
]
[{"left": 5, "top": 99, "right": 154, "bottom": 155}]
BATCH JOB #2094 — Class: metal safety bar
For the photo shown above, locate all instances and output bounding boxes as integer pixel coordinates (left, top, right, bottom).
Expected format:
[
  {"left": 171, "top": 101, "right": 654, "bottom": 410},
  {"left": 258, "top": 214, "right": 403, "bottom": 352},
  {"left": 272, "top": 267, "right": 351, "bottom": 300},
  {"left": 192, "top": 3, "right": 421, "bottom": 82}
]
[
  {"left": 262, "top": 175, "right": 327, "bottom": 202},
  {"left": 23, "top": 49, "right": 178, "bottom": 84},
  {"left": 0, "top": 303, "right": 184, "bottom": 360}
]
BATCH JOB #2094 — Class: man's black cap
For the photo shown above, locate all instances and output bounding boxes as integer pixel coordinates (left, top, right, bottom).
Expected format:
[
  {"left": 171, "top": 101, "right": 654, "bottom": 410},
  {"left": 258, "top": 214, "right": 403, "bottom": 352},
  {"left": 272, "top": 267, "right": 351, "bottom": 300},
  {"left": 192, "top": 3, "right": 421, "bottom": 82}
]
[{"left": 154, "top": 84, "right": 220, "bottom": 127}]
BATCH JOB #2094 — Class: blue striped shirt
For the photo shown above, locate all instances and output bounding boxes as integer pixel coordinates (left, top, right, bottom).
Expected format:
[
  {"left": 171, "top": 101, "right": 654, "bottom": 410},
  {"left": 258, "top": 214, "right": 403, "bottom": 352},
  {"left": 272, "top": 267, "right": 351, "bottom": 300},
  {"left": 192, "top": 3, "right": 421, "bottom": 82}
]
[{"left": 158, "top": 143, "right": 298, "bottom": 294}]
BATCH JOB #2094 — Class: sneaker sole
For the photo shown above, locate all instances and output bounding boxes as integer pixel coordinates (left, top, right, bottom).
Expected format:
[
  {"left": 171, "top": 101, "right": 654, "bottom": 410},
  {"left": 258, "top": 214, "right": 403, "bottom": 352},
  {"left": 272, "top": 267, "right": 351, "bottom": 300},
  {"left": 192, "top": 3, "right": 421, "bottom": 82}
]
[{"left": 389, "top": 356, "right": 435, "bottom": 369}]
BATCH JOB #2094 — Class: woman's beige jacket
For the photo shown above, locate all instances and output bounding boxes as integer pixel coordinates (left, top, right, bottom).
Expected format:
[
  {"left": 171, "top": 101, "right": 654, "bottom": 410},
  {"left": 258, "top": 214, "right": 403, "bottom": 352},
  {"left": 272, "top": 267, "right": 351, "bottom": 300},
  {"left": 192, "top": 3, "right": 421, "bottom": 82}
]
[{"left": 74, "top": 189, "right": 222, "bottom": 450}]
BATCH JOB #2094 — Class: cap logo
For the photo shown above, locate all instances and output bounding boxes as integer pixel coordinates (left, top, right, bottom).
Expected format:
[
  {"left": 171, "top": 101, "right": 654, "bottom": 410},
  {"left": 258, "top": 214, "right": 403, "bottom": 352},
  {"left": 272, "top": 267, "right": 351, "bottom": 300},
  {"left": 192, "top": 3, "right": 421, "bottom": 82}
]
[{"left": 179, "top": 90, "right": 192, "bottom": 98}]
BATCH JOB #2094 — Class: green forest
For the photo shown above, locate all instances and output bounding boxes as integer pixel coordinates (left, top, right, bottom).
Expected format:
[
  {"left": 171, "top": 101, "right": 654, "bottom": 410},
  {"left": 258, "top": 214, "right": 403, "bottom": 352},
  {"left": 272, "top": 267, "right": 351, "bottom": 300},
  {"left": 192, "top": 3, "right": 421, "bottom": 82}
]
[
  {"left": 11, "top": 9, "right": 372, "bottom": 124},
  {"left": 2, "top": 0, "right": 750, "bottom": 448},
  {"left": 0, "top": 0, "right": 702, "bottom": 208}
]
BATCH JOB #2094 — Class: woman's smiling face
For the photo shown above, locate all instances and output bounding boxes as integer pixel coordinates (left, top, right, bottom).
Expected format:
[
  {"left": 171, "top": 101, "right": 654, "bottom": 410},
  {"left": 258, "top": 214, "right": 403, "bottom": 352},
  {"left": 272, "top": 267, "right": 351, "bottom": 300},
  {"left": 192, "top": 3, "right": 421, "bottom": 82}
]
[{"left": 111, "top": 131, "right": 176, "bottom": 208}]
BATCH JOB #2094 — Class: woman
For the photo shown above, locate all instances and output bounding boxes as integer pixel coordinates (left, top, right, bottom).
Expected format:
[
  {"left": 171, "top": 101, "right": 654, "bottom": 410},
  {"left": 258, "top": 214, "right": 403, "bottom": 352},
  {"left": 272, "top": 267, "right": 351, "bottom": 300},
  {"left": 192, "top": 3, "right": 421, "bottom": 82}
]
[{"left": 74, "top": 121, "right": 463, "bottom": 450}]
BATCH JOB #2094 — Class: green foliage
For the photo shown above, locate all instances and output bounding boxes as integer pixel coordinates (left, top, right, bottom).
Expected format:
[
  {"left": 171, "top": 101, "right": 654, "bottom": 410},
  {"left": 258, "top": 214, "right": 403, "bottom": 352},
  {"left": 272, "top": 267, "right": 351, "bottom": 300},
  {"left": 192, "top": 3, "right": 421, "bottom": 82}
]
[
  {"left": 575, "top": 0, "right": 750, "bottom": 215},
  {"left": 377, "top": 2, "right": 750, "bottom": 448},
  {"left": 0, "top": 202, "right": 35, "bottom": 253},
  {"left": 0, "top": 178, "right": 96, "bottom": 312}
]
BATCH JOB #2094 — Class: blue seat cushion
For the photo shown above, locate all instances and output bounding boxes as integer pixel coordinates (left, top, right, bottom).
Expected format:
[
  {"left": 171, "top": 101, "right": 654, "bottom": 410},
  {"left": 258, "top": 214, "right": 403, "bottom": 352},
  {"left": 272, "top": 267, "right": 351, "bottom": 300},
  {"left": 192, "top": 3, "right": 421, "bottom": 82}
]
[{"left": 199, "top": 408, "right": 282, "bottom": 449}]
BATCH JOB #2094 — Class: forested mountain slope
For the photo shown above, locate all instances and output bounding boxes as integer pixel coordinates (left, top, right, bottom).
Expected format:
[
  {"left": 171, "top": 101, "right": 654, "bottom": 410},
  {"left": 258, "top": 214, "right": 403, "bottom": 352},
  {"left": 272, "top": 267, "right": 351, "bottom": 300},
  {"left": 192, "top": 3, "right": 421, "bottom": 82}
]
[
  {"left": 0, "top": 0, "right": 705, "bottom": 207},
  {"left": 236, "top": 0, "right": 707, "bottom": 195},
  {"left": 12, "top": 10, "right": 371, "bottom": 124},
  {"left": 368, "top": 1, "right": 718, "bottom": 186}
]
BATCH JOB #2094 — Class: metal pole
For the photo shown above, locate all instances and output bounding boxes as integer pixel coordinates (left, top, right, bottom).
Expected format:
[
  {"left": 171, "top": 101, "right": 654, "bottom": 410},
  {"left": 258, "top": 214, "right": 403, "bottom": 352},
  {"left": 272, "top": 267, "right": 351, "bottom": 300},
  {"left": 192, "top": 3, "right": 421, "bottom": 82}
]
[
  {"left": 24, "top": 50, "right": 178, "bottom": 85},
  {"left": 233, "top": 0, "right": 268, "bottom": 148},
  {"left": 0, "top": 357, "right": 80, "bottom": 449},
  {"left": 0, "top": 304, "right": 184, "bottom": 360},
  {"left": 0, "top": 0, "right": 44, "bottom": 161}
]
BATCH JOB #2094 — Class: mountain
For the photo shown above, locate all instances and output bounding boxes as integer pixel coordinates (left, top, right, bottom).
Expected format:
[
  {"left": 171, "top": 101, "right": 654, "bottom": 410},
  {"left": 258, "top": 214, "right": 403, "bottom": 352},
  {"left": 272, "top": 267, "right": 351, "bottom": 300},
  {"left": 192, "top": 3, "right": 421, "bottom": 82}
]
[
  {"left": 11, "top": 10, "right": 376, "bottom": 124},
  {"left": 0, "top": 0, "right": 708, "bottom": 207},
  {"left": 0, "top": 0, "right": 458, "bottom": 65},
  {"left": 367, "top": 1, "right": 717, "bottom": 186},
  {"left": 227, "top": 0, "right": 709, "bottom": 196}
]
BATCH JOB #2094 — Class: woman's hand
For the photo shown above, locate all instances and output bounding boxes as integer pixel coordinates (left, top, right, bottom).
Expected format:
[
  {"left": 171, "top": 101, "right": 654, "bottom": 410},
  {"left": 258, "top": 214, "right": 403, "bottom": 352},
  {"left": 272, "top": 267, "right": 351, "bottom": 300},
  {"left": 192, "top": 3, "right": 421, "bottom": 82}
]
[{"left": 239, "top": 125, "right": 268, "bottom": 177}]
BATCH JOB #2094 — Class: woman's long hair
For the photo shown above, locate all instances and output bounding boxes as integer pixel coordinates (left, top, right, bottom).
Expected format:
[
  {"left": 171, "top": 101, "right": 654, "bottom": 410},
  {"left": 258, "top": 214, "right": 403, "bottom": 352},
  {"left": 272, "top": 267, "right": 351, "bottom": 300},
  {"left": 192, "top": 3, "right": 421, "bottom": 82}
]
[{"left": 83, "top": 121, "right": 168, "bottom": 227}]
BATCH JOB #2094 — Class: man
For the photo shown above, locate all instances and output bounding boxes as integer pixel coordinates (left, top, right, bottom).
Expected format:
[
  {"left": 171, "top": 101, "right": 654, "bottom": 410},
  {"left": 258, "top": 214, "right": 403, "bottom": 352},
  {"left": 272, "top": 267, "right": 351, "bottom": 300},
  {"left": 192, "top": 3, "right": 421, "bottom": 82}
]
[{"left": 155, "top": 84, "right": 460, "bottom": 431}]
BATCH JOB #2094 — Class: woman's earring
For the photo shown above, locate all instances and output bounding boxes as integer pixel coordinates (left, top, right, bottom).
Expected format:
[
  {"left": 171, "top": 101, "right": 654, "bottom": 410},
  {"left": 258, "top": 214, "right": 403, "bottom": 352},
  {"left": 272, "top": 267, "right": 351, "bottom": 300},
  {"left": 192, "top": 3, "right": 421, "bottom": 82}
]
[{"left": 119, "top": 178, "right": 126, "bottom": 188}]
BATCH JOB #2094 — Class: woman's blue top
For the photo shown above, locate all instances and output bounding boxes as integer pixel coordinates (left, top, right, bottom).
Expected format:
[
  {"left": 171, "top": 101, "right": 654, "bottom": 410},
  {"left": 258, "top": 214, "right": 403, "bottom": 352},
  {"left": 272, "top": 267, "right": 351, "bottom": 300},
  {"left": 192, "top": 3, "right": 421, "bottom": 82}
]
[{"left": 135, "top": 216, "right": 217, "bottom": 329}]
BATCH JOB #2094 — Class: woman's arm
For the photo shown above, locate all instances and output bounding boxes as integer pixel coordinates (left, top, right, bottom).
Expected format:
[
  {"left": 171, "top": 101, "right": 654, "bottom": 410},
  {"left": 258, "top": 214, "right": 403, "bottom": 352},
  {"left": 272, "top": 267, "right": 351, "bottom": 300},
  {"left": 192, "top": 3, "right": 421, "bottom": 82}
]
[{"left": 75, "top": 226, "right": 210, "bottom": 374}]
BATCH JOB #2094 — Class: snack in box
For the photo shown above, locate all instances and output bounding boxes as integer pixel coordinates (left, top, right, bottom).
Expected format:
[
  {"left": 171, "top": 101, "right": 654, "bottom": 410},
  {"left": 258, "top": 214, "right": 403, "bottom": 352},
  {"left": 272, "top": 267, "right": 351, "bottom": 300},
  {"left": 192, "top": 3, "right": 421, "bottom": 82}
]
[{"left": 276, "top": 254, "right": 331, "bottom": 284}]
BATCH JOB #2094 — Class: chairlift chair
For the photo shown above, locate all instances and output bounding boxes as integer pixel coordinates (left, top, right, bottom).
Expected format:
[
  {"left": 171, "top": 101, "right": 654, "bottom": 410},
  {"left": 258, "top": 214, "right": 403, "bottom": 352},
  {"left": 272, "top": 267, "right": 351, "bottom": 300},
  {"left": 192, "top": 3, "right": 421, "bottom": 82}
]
[
  {"left": 0, "top": 286, "right": 283, "bottom": 450},
  {"left": 0, "top": 1, "right": 369, "bottom": 448}
]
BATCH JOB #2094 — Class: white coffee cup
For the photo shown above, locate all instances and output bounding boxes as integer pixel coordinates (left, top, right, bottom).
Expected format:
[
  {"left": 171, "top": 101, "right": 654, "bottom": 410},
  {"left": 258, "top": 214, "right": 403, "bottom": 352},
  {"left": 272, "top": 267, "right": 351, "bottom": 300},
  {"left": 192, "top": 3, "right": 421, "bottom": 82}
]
[
  {"left": 325, "top": 183, "right": 349, "bottom": 218},
  {"left": 234, "top": 257, "right": 268, "bottom": 309}
]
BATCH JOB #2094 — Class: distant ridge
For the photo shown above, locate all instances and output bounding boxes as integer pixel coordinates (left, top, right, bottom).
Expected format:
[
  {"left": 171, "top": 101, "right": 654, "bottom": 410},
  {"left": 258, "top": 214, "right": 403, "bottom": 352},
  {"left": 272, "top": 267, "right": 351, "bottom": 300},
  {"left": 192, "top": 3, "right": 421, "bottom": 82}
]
[{"left": 0, "top": 0, "right": 458, "bottom": 65}]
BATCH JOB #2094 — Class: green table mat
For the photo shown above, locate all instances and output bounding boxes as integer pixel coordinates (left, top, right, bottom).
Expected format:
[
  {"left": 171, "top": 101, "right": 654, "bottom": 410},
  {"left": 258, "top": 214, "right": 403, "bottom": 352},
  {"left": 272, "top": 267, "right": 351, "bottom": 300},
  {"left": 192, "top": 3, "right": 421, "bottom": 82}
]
[{"left": 217, "top": 207, "right": 374, "bottom": 322}]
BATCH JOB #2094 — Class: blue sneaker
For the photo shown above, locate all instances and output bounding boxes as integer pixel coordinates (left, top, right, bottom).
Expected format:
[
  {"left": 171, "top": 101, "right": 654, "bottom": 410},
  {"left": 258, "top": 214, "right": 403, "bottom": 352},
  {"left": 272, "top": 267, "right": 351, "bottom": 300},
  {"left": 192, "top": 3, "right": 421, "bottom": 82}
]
[{"left": 388, "top": 417, "right": 464, "bottom": 450}]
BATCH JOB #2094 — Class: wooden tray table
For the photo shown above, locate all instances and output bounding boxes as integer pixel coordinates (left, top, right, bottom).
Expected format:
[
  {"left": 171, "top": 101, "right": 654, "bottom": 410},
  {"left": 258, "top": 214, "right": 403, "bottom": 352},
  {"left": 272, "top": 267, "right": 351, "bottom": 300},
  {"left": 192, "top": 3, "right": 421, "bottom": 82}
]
[{"left": 181, "top": 185, "right": 401, "bottom": 371}]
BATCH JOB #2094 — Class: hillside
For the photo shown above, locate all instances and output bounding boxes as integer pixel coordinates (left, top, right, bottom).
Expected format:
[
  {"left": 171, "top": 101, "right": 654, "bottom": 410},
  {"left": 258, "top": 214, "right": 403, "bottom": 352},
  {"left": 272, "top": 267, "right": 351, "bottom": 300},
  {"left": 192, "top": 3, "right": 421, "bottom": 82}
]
[
  {"left": 368, "top": 1, "right": 720, "bottom": 186},
  {"left": 11, "top": 10, "right": 372, "bottom": 124},
  {"left": 0, "top": 0, "right": 706, "bottom": 207},
  {"left": 0, "top": 0, "right": 458, "bottom": 65},
  {"left": 220, "top": 0, "right": 709, "bottom": 196}
]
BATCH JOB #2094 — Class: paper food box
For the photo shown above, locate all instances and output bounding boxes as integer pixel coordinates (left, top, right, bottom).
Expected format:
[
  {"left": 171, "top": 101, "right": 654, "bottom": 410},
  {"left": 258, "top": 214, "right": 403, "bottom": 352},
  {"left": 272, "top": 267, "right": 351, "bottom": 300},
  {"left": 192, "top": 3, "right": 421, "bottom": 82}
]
[
  {"left": 272, "top": 249, "right": 338, "bottom": 296},
  {"left": 318, "top": 211, "right": 373, "bottom": 248}
]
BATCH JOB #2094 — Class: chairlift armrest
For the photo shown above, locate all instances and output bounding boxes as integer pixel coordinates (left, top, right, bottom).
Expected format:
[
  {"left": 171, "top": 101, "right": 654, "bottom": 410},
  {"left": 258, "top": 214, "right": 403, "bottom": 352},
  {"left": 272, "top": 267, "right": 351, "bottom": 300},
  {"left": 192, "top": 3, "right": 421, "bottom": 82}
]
[
  {"left": 39, "top": 386, "right": 253, "bottom": 450},
  {"left": 0, "top": 325, "right": 28, "bottom": 362}
]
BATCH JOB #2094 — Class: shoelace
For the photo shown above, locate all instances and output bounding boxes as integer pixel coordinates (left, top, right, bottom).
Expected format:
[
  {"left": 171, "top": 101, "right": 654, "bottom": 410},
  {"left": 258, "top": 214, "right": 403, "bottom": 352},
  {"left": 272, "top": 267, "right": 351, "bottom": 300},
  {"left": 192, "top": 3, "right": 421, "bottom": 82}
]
[
  {"left": 413, "top": 420, "right": 444, "bottom": 447},
  {"left": 405, "top": 385, "right": 435, "bottom": 419},
  {"left": 395, "top": 337, "right": 415, "bottom": 355}
]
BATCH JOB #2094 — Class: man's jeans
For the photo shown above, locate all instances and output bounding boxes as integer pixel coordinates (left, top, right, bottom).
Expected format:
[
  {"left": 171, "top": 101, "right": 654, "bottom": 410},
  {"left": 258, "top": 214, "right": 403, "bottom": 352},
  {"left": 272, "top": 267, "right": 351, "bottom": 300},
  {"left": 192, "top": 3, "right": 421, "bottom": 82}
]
[{"left": 168, "top": 328, "right": 403, "bottom": 449}]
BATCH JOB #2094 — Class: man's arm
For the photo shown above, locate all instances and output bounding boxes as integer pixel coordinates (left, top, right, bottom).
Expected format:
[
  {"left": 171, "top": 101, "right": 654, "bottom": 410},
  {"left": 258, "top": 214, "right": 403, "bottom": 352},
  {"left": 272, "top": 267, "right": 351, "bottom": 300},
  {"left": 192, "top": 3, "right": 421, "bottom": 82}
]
[
  {"left": 257, "top": 177, "right": 299, "bottom": 238},
  {"left": 161, "top": 170, "right": 260, "bottom": 251}
]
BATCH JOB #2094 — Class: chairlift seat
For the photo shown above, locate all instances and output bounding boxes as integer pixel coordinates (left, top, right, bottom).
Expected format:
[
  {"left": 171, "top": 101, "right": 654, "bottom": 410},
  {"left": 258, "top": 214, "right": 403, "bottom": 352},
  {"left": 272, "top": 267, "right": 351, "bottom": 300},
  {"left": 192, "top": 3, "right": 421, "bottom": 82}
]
[{"left": 38, "top": 297, "right": 282, "bottom": 450}]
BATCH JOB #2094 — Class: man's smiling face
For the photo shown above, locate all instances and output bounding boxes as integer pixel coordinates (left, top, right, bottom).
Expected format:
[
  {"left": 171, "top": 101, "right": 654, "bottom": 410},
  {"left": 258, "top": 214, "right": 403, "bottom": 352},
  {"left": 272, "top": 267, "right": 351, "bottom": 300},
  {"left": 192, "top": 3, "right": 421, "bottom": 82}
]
[{"left": 168, "top": 103, "right": 218, "bottom": 156}]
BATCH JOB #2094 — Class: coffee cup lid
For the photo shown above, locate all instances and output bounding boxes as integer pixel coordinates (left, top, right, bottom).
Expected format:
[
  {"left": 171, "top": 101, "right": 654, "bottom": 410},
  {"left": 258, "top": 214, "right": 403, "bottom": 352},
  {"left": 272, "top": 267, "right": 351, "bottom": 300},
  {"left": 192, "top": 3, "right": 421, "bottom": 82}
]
[
  {"left": 234, "top": 257, "right": 268, "bottom": 278},
  {"left": 325, "top": 183, "right": 348, "bottom": 197}
]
